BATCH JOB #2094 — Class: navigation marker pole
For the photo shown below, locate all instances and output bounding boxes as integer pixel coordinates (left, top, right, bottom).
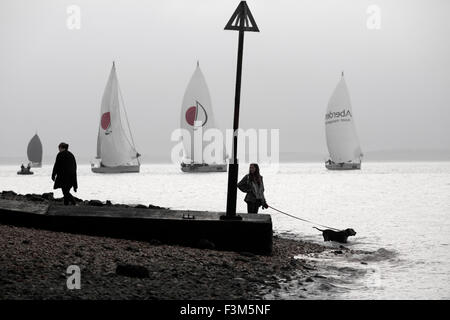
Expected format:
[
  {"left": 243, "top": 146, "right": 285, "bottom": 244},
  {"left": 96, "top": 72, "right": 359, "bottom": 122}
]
[{"left": 222, "top": 1, "right": 259, "bottom": 220}]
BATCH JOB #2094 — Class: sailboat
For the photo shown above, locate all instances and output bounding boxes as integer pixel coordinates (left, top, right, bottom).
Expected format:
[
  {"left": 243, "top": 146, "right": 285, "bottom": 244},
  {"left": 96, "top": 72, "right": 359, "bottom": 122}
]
[
  {"left": 180, "top": 62, "right": 227, "bottom": 173},
  {"left": 17, "top": 133, "right": 42, "bottom": 175},
  {"left": 27, "top": 133, "right": 43, "bottom": 168},
  {"left": 91, "top": 62, "right": 141, "bottom": 173},
  {"left": 325, "top": 72, "right": 363, "bottom": 170}
]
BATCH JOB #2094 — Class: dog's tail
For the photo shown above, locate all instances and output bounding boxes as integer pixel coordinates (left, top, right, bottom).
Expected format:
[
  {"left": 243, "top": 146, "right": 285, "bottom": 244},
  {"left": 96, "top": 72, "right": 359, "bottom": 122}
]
[{"left": 313, "top": 226, "right": 324, "bottom": 232}]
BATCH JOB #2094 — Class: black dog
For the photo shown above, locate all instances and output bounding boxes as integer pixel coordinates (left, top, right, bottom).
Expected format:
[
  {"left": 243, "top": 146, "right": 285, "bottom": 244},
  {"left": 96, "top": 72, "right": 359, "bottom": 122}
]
[{"left": 313, "top": 227, "right": 356, "bottom": 243}]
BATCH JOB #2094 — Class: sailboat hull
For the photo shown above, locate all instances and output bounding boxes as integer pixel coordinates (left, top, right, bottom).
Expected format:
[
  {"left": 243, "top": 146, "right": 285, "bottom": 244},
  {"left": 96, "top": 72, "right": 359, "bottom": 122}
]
[
  {"left": 325, "top": 162, "right": 361, "bottom": 170},
  {"left": 181, "top": 163, "right": 227, "bottom": 173},
  {"left": 91, "top": 165, "right": 140, "bottom": 174},
  {"left": 29, "top": 162, "right": 42, "bottom": 168}
]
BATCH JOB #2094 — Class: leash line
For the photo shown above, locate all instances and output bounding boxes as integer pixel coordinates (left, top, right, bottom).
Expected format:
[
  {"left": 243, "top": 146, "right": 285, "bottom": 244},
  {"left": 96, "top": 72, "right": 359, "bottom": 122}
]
[{"left": 267, "top": 205, "right": 341, "bottom": 231}]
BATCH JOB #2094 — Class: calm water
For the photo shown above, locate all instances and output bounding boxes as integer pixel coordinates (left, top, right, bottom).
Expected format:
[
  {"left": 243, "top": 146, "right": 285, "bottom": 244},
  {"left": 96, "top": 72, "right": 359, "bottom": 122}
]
[{"left": 1, "top": 162, "right": 449, "bottom": 299}]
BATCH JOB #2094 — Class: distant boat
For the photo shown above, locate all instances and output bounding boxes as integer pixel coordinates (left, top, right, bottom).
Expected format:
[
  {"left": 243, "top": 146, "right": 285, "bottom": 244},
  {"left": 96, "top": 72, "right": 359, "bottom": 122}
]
[
  {"left": 325, "top": 72, "right": 363, "bottom": 170},
  {"left": 91, "top": 62, "right": 140, "bottom": 173},
  {"left": 180, "top": 62, "right": 227, "bottom": 173},
  {"left": 17, "top": 165, "right": 33, "bottom": 175},
  {"left": 27, "top": 133, "right": 43, "bottom": 168}
]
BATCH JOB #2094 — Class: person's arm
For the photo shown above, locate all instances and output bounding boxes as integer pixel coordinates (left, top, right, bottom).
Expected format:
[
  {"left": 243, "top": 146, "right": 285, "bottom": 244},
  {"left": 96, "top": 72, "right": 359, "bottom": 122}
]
[
  {"left": 72, "top": 154, "right": 78, "bottom": 191},
  {"left": 237, "top": 174, "right": 251, "bottom": 193},
  {"left": 261, "top": 177, "right": 268, "bottom": 208},
  {"left": 51, "top": 154, "right": 60, "bottom": 181}
]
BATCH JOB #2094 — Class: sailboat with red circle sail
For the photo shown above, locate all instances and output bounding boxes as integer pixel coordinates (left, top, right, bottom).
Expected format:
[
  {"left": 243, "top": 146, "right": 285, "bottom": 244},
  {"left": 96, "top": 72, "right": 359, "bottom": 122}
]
[
  {"left": 91, "top": 62, "right": 141, "bottom": 173},
  {"left": 180, "top": 62, "right": 227, "bottom": 173}
]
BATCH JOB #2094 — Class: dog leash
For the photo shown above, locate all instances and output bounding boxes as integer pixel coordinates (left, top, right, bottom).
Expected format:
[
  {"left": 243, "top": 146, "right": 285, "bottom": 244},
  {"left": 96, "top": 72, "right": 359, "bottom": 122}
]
[{"left": 267, "top": 205, "right": 341, "bottom": 231}]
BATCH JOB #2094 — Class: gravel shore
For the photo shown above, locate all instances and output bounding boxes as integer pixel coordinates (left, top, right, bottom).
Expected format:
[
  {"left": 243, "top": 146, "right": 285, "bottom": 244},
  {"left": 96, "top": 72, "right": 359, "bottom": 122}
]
[
  {"left": 0, "top": 191, "right": 333, "bottom": 300},
  {"left": 0, "top": 223, "right": 330, "bottom": 300}
]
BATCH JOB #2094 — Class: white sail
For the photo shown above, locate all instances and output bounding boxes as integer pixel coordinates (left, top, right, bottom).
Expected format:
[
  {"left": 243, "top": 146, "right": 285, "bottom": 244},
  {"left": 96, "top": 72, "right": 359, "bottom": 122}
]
[
  {"left": 325, "top": 74, "right": 362, "bottom": 163},
  {"left": 97, "top": 63, "right": 139, "bottom": 167},
  {"left": 27, "top": 133, "right": 43, "bottom": 165},
  {"left": 180, "top": 62, "right": 225, "bottom": 164}
]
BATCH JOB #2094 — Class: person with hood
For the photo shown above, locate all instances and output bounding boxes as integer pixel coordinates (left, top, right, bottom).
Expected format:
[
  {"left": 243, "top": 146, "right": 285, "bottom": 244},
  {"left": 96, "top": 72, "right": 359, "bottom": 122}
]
[{"left": 51, "top": 142, "right": 78, "bottom": 205}]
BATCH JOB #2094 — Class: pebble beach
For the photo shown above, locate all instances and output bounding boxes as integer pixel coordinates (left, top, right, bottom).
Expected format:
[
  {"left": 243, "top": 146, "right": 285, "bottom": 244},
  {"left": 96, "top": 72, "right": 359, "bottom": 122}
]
[
  {"left": 0, "top": 191, "right": 340, "bottom": 300},
  {"left": 0, "top": 223, "right": 332, "bottom": 300}
]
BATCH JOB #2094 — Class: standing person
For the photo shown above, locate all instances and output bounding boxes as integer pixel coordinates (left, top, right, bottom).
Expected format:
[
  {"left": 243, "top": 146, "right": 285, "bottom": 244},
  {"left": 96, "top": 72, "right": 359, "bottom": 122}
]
[
  {"left": 237, "top": 163, "right": 268, "bottom": 214},
  {"left": 52, "top": 142, "right": 78, "bottom": 205}
]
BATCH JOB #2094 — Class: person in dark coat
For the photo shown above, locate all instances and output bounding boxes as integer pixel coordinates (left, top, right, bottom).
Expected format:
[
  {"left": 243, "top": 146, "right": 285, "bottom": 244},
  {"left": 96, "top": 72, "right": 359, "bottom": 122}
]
[
  {"left": 237, "top": 163, "right": 268, "bottom": 214},
  {"left": 52, "top": 142, "right": 78, "bottom": 205}
]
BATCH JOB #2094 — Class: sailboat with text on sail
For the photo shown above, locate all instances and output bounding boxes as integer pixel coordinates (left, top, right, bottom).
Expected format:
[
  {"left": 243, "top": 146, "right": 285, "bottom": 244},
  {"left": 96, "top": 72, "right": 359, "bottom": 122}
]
[
  {"left": 325, "top": 72, "right": 363, "bottom": 170},
  {"left": 180, "top": 62, "right": 227, "bottom": 173},
  {"left": 91, "top": 62, "right": 141, "bottom": 173}
]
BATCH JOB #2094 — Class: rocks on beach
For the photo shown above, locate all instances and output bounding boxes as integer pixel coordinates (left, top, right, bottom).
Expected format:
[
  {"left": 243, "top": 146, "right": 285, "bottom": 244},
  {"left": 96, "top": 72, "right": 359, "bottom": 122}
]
[
  {"left": 0, "top": 191, "right": 167, "bottom": 210},
  {"left": 0, "top": 223, "right": 327, "bottom": 300},
  {"left": 116, "top": 264, "right": 150, "bottom": 278},
  {"left": 0, "top": 190, "right": 333, "bottom": 299}
]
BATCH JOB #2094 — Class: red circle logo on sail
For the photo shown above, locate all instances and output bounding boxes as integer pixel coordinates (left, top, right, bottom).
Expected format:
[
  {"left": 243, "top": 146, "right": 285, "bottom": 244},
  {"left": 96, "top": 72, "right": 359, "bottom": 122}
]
[
  {"left": 101, "top": 112, "right": 111, "bottom": 130},
  {"left": 185, "top": 102, "right": 208, "bottom": 127},
  {"left": 185, "top": 107, "right": 197, "bottom": 126}
]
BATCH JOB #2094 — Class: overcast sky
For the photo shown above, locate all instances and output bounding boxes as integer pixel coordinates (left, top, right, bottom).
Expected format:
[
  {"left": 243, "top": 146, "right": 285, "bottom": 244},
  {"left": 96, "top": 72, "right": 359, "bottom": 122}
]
[{"left": 0, "top": 0, "right": 449, "bottom": 163}]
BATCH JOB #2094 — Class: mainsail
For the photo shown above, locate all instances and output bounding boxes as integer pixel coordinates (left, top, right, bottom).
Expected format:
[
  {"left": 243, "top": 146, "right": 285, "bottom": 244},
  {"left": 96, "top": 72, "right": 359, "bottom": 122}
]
[
  {"left": 180, "top": 62, "right": 225, "bottom": 164},
  {"left": 325, "top": 74, "right": 362, "bottom": 163},
  {"left": 97, "top": 62, "right": 139, "bottom": 167},
  {"left": 27, "top": 134, "right": 43, "bottom": 165}
]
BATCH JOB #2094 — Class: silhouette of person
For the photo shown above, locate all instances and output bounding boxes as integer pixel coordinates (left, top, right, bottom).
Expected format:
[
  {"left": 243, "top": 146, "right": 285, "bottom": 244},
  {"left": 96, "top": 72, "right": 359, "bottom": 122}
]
[{"left": 51, "top": 142, "right": 78, "bottom": 205}]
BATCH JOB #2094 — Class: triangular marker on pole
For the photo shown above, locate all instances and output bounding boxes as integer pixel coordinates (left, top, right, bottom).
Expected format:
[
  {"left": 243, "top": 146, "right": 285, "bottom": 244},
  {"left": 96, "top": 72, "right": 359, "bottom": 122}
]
[{"left": 224, "top": 1, "right": 259, "bottom": 32}]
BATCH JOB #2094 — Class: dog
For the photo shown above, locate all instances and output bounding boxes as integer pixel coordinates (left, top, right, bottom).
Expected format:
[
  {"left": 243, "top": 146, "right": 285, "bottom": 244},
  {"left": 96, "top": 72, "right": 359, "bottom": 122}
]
[{"left": 313, "top": 227, "right": 356, "bottom": 243}]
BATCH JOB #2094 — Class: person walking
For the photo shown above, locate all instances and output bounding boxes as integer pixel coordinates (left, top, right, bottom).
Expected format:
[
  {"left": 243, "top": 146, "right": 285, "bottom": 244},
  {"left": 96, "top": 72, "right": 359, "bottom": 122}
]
[
  {"left": 237, "top": 163, "right": 268, "bottom": 214},
  {"left": 51, "top": 142, "right": 78, "bottom": 205}
]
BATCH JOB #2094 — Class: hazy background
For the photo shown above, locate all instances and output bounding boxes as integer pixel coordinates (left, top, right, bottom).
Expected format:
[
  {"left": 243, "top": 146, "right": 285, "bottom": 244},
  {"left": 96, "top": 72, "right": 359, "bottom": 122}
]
[{"left": 0, "top": 0, "right": 449, "bottom": 164}]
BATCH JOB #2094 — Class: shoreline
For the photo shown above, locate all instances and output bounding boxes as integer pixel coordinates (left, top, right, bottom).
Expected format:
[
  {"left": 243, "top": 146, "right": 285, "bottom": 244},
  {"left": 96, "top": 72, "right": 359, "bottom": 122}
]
[
  {"left": 0, "top": 191, "right": 341, "bottom": 299},
  {"left": 0, "top": 223, "right": 334, "bottom": 299}
]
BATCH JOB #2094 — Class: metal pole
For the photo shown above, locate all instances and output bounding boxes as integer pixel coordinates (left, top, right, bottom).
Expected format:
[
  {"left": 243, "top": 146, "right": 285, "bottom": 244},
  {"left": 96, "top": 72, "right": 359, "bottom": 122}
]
[{"left": 224, "top": 29, "right": 245, "bottom": 219}]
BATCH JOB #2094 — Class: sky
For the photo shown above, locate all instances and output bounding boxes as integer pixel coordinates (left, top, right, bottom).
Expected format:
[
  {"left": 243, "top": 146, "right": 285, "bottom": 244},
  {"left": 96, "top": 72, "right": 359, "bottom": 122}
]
[{"left": 0, "top": 0, "right": 449, "bottom": 163}]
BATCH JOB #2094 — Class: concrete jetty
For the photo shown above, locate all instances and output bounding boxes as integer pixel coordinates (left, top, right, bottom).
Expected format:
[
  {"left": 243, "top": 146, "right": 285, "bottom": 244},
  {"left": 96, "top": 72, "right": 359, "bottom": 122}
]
[{"left": 0, "top": 195, "right": 273, "bottom": 255}]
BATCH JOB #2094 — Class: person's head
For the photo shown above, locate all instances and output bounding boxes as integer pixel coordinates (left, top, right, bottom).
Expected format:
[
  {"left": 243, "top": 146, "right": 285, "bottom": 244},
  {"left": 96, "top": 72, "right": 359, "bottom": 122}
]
[
  {"left": 58, "top": 142, "right": 69, "bottom": 152},
  {"left": 249, "top": 163, "right": 258, "bottom": 174},
  {"left": 249, "top": 163, "right": 261, "bottom": 183}
]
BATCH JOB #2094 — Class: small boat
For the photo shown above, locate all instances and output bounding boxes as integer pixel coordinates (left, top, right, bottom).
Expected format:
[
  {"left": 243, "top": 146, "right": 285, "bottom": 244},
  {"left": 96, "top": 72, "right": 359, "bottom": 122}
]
[
  {"left": 17, "top": 170, "right": 34, "bottom": 175},
  {"left": 17, "top": 165, "right": 33, "bottom": 175},
  {"left": 325, "top": 72, "right": 363, "bottom": 170},
  {"left": 180, "top": 62, "right": 227, "bottom": 173},
  {"left": 91, "top": 62, "right": 140, "bottom": 174},
  {"left": 27, "top": 133, "right": 43, "bottom": 168}
]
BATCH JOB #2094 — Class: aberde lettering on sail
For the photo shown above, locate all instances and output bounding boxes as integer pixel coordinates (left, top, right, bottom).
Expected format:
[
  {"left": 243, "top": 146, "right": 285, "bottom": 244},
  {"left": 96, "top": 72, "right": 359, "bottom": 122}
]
[{"left": 325, "top": 109, "right": 352, "bottom": 121}]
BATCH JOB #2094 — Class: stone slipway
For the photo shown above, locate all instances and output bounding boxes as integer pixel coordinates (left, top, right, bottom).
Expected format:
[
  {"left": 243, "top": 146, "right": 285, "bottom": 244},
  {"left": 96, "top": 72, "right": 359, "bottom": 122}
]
[{"left": 0, "top": 198, "right": 272, "bottom": 255}]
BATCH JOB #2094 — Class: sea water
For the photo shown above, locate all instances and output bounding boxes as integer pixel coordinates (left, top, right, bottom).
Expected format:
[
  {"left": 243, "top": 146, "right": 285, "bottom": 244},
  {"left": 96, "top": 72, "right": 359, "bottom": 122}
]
[{"left": 0, "top": 162, "right": 449, "bottom": 299}]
